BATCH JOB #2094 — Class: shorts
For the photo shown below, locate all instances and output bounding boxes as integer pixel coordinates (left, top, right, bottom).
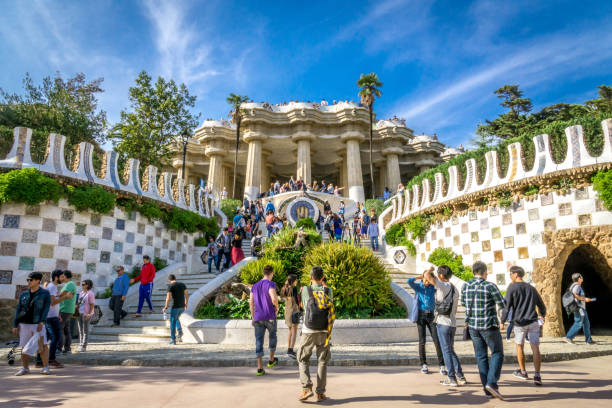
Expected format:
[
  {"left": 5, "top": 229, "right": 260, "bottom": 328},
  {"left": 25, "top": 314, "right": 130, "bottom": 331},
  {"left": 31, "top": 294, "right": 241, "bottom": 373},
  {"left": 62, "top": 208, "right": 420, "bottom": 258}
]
[
  {"left": 514, "top": 321, "right": 540, "bottom": 345},
  {"left": 19, "top": 323, "right": 49, "bottom": 348}
]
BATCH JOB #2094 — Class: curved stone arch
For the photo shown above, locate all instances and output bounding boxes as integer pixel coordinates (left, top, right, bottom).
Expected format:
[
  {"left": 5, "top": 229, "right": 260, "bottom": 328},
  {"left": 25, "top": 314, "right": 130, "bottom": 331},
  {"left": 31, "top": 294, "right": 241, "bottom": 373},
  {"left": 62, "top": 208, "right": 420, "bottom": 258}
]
[{"left": 532, "top": 226, "right": 612, "bottom": 337}]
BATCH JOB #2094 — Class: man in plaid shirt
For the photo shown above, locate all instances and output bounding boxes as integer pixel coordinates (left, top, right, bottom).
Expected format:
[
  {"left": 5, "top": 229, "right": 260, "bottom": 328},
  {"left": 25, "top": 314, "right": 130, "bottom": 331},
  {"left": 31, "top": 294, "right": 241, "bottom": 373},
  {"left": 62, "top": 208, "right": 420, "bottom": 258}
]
[{"left": 461, "top": 262, "right": 506, "bottom": 400}]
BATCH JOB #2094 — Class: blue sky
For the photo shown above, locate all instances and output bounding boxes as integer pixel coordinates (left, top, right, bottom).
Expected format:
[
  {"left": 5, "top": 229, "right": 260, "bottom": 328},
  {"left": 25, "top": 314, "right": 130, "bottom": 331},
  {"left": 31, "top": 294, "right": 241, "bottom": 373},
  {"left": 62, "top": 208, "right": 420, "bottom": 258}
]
[{"left": 1, "top": 0, "right": 611, "bottom": 150}]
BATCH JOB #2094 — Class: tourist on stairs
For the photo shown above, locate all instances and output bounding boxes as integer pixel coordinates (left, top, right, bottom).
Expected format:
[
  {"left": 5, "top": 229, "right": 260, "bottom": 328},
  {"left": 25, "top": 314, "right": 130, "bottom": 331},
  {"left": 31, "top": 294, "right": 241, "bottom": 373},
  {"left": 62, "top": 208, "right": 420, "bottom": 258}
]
[
  {"left": 163, "top": 274, "right": 189, "bottom": 345},
  {"left": 131, "top": 255, "right": 156, "bottom": 317},
  {"left": 249, "top": 265, "right": 279, "bottom": 376},
  {"left": 367, "top": 218, "right": 379, "bottom": 251},
  {"left": 500, "top": 265, "right": 546, "bottom": 386},
  {"left": 231, "top": 232, "right": 245, "bottom": 265},
  {"left": 109, "top": 266, "right": 129, "bottom": 327}
]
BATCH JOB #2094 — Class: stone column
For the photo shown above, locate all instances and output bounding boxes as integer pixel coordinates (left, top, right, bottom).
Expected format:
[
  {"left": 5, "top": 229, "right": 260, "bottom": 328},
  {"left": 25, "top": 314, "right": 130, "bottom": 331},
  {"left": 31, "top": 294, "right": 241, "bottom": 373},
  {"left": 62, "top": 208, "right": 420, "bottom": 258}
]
[
  {"left": 378, "top": 164, "right": 387, "bottom": 195},
  {"left": 205, "top": 148, "right": 225, "bottom": 196},
  {"left": 386, "top": 154, "right": 401, "bottom": 191},
  {"left": 342, "top": 131, "right": 365, "bottom": 204},
  {"left": 244, "top": 131, "right": 266, "bottom": 201},
  {"left": 292, "top": 129, "right": 315, "bottom": 185}
]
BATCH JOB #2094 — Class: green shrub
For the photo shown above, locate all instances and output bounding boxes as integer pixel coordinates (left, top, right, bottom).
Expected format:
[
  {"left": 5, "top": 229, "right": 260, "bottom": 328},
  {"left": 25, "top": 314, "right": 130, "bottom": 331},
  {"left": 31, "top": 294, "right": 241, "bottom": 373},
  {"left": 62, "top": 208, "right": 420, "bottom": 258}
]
[
  {"left": 220, "top": 199, "right": 242, "bottom": 222},
  {"left": 385, "top": 223, "right": 406, "bottom": 246},
  {"left": 301, "top": 242, "right": 396, "bottom": 316},
  {"left": 194, "top": 237, "right": 208, "bottom": 247},
  {"left": 194, "top": 299, "right": 231, "bottom": 319},
  {"left": 295, "top": 217, "right": 316, "bottom": 230},
  {"left": 240, "top": 258, "right": 287, "bottom": 289},
  {"left": 67, "top": 184, "right": 115, "bottom": 213},
  {"left": 153, "top": 257, "right": 168, "bottom": 271},
  {"left": 404, "top": 215, "right": 432, "bottom": 239},
  {"left": 263, "top": 228, "right": 322, "bottom": 278},
  {"left": 365, "top": 198, "right": 389, "bottom": 216},
  {"left": 138, "top": 201, "right": 165, "bottom": 221},
  {"left": 428, "top": 248, "right": 474, "bottom": 281},
  {"left": 524, "top": 185, "right": 539, "bottom": 196},
  {"left": 402, "top": 239, "right": 417, "bottom": 257},
  {"left": 496, "top": 191, "right": 512, "bottom": 208},
  {"left": 0, "top": 168, "right": 63, "bottom": 206},
  {"left": 195, "top": 294, "right": 280, "bottom": 320},
  {"left": 593, "top": 169, "right": 612, "bottom": 210}
]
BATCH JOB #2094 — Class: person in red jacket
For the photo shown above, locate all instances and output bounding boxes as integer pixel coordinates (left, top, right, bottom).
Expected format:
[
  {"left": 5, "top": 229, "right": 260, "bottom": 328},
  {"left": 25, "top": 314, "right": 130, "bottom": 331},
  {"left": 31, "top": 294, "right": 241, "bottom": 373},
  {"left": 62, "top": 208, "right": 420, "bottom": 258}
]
[{"left": 131, "top": 255, "right": 156, "bottom": 317}]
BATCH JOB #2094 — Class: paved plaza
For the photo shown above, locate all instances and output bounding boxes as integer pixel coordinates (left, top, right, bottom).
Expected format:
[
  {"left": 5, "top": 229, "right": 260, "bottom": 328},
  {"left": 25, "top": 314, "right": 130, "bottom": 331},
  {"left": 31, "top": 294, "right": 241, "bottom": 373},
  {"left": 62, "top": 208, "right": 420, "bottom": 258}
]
[{"left": 1, "top": 355, "right": 611, "bottom": 407}]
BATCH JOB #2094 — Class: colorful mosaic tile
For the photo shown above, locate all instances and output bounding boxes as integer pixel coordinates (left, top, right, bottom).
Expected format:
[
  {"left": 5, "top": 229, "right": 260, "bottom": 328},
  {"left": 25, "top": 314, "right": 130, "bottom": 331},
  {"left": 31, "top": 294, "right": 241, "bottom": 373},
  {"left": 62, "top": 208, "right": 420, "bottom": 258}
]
[
  {"left": 544, "top": 218, "right": 556, "bottom": 232},
  {"left": 39, "top": 244, "right": 54, "bottom": 258},
  {"left": 126, "top": 232, "right": 135, "bottom": 243},
  {"left": 487, "top": 263, "right": 493, "bottom": 273},
  {"left": 55, "top": 259, "right": 68, "bottom": 270},
  {"left": 42, "top": 218, "right": 56, "bottom": 232},
  {"left": 169, "top": 250, "right": 175, "bottom": 260},
  {"left": 183, "top": 235, "right": 188, "bottom": 243},
  {"left": 541, "top": 193, "right": 554, "bottom": 206},
  {"left": 482, "top": 240, "right": 491, "bottom": 252},
  {"left": 0, "top": 242, "right": 17, "bottom": 256},
  {"left": 489, "top": 206, "right": 499, "bottom": 216},
  {"left": 86, "top": 263, "right": 96, "bottom": 274},
  {"left": 0, "top": 270, "right": 13, "bottom": 284},
  {"left": 58, "top": 233, "right": 72, "bottom": 247},
  {"left": 496, "top": 274, "right": 506, "bottom": 286},
  {"left": 473, "top": 253, "right": 481, "bottom": 262},
  {"left": 163, "top": 239, "right": 169, "bottom": 249},
  {"left": 504, "top": 236, "right": 514, "bottom": 249},
  {"left": 453, "top": 236, "right": 460, "bottom": 246},
  {"left": 102, "top": 227, "right": 113, "bottom": 240},
  {"left": 129, "top": 211, "right": 137, "bottom": 221},
  {"left": 502, "top": 214, "right": 512, "bottom": 225},
  {"left": 25, "top": 205, "right": 40, "bottom": 216},
  {"left": 171, "top": 231, "right": 177, "bottom": 240},
  {"left": 491, "top": 227, "right": 501, "bottom": 239},
  {"left": 462, "top": 244, "right": 470, "bottom": 255},
  {"left": 421, "top": 253, "right": 426, "bottom": 261},
  {"left": 516, "top": 223, "right": 526, "bottom": 235},
  {"left": 124, "top": 254, "right": 133, "bottom": 265},
  {"left": 136, "top": 245, "right": 143, "bottom": 254},
  {"left": 461, "top": 223, "right": 468, "bottom": 233},
  {"left": 154, "top": 248, "right": 160, "bottom": 258},
  {"left": 91, "top": 214, "right": 101, "bottom": 226},
  {"left": 100, "top": 251, "right": 110, "bottom": 263},
  {"left": 182, "top": 253, "right": 187, "bottom": 262},
  {"left": 471, "top": 232, "right": 479, "bottom": 242},
  {"left": 512, "top": 200, "right": 524, "bottom": 212},
  {"left": 530, "top": 233, "right": 542, "bottom": 245},
  {"left": 74, "top": 223, "right": 86, "bottom": 236},
  {"left": 451, "top": 216, "right": 459, "bottom": 225},
  {"left": 138, "top": 223, "right": 145, "bottom": 234},
  {"left": 438, "top": 239, "right": 444, "bottom": 248},
  {"left": 559, "top": 203, "right": 572, "bottom": 216},
  {"left": 155, "top": 228, "right": 162, "bottom": 238},
  {"left": 479, "top": 218, "right": 488, "bottom": 230},
  {"left": 22, "top": 229, "right": 38, "bottom": 243},
  {"left": 444, "top": 227, "right": 450, "bottom": 237},
  {"left": 431, "top": 231, "right": 437, "bottom": 241},
  {"left": 493, "top": 250, "right": 503, "bottom": 262},
  {"left": 426, "top": 242, "right": 431, "bottom": 251},
  {"left": 3, "top": 215, "right": 20, "bottom": 229},
  {"left": 116, "top": 219, "right": 125, "bottom": 230},
  {"left": 61, "top": 209, "right": 74, "bottom": 221},
  {"left": 15, "top": 285, "right": 29, "bottom": 299},
  {"left": 146, "top": 236, "right": 153, "bottom": 246},
  {"left": 518, "top": 247, "right": 529, "bottom": 259},
  {"left": 19, "top": 256, "right": 35, "bottom": 270},
  {"left": 575, "top": 187, "right": 589, "bottom": 200},
  {"left": 578, "top": 214, "right": 592, "bottom": 226},
  {"left": 177, "top": 242, "right": 182, "bottom": 252},
  {"left": 114, "top": 241, "right": 123, "bottom": 252},
  {"left": 469, "top": 211, "right": 477, "bottom": 221},
  {"left": 528, "top": 208, "right": 539, "bottom": 221},
  {"left": 72, "top": 248, "right": 84, "bottom": 261},
  {"left": 88, "top": 238, "right": 99, "bottom": 250},
  {"left": 596, "top": 199, "right": 606, "bottom": 212}
]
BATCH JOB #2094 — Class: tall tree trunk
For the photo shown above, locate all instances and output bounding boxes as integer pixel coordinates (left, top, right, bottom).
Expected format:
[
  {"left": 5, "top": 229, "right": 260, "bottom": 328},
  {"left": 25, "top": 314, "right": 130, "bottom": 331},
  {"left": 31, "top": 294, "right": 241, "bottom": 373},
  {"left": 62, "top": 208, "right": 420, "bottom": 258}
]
[
  {"left": 369, "top": 105, "right": 375, "bottom": 199},
  {"left": 181, "top": 141, "right": 187, "bottom": 180},
  {"left": 232, "top": 116, "right": 240, "bottom": 199}
]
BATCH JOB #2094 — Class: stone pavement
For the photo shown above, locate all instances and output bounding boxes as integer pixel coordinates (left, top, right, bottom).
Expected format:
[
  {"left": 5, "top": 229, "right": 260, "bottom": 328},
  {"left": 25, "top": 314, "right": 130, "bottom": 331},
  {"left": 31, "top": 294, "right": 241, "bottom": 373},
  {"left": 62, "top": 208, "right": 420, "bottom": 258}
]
[
  {"left": 2, "top": 336, "right": 611, "bottom": 368},
  {"left": 1, "top": 355, "right": 612, "bottom": 407}
]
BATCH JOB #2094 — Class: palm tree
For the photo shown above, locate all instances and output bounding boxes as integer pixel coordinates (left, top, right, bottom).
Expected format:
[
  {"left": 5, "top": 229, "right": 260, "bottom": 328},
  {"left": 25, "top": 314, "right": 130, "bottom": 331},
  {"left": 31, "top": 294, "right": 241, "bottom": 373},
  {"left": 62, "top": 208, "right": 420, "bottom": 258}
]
[
  {"left": 357, "top": 73, "right": 383, "bottom": 200},
  {"left": 226, "top": 93, "right": 249, "bottom": 199}
]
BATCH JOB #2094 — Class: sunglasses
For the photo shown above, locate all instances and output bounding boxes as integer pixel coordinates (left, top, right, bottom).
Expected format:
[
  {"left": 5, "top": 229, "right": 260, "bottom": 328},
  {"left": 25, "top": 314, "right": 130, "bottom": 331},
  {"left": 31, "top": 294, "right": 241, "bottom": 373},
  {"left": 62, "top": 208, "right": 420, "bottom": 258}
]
[{"left": 26, "top": 278, "right": 32, "bottom": 282}]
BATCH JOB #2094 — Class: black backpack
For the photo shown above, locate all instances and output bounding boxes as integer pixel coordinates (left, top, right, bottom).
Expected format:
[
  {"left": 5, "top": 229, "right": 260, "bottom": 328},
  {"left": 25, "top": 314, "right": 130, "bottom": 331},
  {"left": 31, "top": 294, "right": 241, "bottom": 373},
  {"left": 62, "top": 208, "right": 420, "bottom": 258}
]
[
  {"left": 304, "top": 286, "right": 331, "bottom": 331},
  {"left": 562, "top": 283, "right": 579, "bottom": 315},
  {"left": 435, "top": 284, "right": 456, "bottom": 316}
]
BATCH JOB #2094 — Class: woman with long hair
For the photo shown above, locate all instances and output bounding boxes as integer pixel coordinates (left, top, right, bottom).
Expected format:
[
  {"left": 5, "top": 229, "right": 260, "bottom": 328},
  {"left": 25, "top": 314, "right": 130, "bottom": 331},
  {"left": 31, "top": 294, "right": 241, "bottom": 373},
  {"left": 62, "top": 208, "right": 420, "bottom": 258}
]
[
  {"left": 231, "top": 232, "right": 245, "bottom": 265},
  {"left": 76, "top": 279, "right": 95, "bottom": 352},
  {"left": 281, "top": 274, "right": 300, "bottom": 359}
]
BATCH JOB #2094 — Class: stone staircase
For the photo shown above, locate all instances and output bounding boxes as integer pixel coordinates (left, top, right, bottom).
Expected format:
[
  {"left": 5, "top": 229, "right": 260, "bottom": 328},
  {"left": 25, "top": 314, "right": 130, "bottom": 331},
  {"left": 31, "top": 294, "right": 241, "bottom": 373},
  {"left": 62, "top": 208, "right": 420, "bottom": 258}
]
[{"left": 90, "top": 240, "right": 252, "bottom": 343}]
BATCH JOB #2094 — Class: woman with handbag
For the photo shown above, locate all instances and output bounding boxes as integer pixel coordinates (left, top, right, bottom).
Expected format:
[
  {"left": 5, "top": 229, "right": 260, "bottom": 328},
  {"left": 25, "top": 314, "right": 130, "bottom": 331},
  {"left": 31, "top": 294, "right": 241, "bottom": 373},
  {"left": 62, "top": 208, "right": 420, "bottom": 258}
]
[
  {"left": 76, "top": 279, "right": 95, "bottom": 352},
  {"left": 281, "top": 274, "right": 300, "bottom": 359}
]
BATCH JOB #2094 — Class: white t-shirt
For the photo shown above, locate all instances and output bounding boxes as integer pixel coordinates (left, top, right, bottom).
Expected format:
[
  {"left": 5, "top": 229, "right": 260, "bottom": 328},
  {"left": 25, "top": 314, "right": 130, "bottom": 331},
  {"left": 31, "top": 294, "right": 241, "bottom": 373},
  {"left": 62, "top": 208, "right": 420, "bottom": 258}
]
[
  {"left": 46, "top": 282, "right": 59, "bottom": 318},
  {"left": 434, "top": 281, "right": 459, "bottom": 327},
  {"left": 572, "top": 284, "right": 586, "bottom": 309}
]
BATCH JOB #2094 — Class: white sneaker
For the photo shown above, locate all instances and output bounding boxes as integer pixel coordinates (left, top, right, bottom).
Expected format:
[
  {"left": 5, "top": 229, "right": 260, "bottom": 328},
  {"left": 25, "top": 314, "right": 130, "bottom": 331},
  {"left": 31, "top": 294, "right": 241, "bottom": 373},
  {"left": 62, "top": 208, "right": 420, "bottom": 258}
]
[
  {"left": 14, "top": 367, "right": 29, "bottom": 376},
  {"left": 421, "top": 364, "right": 429, "bottom": 374},
  {"left": 440, "top": 366, "right": 448, "bottom": 375},
  {"left": 41, "top": 367, "right": 51, "bottom": 375}
]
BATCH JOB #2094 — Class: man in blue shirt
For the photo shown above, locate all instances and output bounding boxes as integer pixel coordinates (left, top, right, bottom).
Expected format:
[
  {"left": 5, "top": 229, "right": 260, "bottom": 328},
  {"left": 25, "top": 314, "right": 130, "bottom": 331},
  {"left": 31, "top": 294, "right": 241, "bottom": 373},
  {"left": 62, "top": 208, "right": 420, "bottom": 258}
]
[
  {"left": 408, "top": 269, "right": 445, "bottom": 375},
  {"left": 110, "top": 266, "right": 130, "bottom": 327}
]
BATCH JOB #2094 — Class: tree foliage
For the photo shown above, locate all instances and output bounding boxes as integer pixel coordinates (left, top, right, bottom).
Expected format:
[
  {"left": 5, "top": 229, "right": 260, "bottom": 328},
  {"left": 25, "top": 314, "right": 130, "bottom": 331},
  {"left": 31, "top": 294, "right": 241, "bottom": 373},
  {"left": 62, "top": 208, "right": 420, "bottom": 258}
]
[
  {"left": 428, "top": 248, "right": 473, "bottom": 282},
  {"left": 357, "top": 73, "right": 383, "bottom": 200},
  {"left": 592, "top": 169, "right": 612, "bottom": 211},
  {"left": 111, "top": 71, "right": 199, "bottom": 170},
  {"left": 226, "top": 93, "right": 249, "bottom": 199}
]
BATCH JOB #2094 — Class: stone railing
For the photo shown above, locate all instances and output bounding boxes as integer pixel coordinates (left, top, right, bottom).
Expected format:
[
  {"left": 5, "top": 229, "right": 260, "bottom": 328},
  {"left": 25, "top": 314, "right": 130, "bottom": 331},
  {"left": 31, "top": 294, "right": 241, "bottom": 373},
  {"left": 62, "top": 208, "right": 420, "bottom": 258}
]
[
  {"left": 0, "top": 127, "right": 226, "bottom": 227},
  {"left": 382, "top": 119, "right": 612, "bottom": 230}
]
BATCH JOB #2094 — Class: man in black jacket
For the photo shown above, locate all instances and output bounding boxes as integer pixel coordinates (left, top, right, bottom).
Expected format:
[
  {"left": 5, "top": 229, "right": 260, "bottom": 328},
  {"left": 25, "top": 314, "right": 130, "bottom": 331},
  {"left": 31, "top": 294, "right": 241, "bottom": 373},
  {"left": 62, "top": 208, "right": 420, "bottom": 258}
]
[
  {"left": 13, "top": 272, "right": 52, "bottom": 376},
  {"left": 500, "top": 266, "right": 546, "bottom": 386}
]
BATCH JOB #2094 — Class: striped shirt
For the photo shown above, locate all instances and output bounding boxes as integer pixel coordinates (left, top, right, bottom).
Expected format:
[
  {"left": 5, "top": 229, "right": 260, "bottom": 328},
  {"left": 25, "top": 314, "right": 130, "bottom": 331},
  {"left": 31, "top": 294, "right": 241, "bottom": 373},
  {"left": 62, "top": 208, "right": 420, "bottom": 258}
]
[{"left": 461, "top": 277, "right": 506, "bottom": 330}]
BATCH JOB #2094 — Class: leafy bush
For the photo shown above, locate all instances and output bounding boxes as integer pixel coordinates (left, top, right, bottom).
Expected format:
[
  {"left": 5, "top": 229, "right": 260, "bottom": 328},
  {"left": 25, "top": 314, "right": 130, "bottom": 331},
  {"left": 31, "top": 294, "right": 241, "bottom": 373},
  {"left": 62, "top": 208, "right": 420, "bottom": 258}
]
[
  {"left": 138, "top": 201, "right": 166, "bottom": 221},
  {"left": 263, "top": 228, "right": 322, "bottom": 278},
  {"left": 428, "top": 248, "right": 473, "bottom": 281},
  {"left": 365, "top": 198, "right": 389, "bottom": 216},
  {"left": 67, "top": 184, "right": 115, "bottom": 213},
  {"left": 301, "top": 242, "right": 396, "bottom": 316},
  {"left": 240, "top": 258, "right": 287, "bottom": 289},
  {"left": 524, "top": 185, "right": 539, "bottom": 196},
  {"left": 404, "top": 215, "right": 432, "bottom": 239},
  {"left": 593, "top": 169, "right": 612, "bottom": 210},
  {"left": 295, "top": 217, "right": 316, "bottom": 230},
  {"left": 496, "top": 191, "right": 512, "bottom": 208},
  {"left": 195, "top": 294, "right": 284, "bottom": 320},
  {"left": 153, "top": 257, "right": 168, "bottom": 272},
  {"left": 194, "top": 237, "right": 208, "bottom": 247},
  {"left": 403, "top": 239, "right": 416, "bottom": 257},
  {"left": 0, "top": 168, "right": 63, "bottom": 206},
  {"left": 385, "top": 223, "right": 406, "bottom": 246},
  {"left": 220, "top": 199, "right": 242, "bottom": 222}
]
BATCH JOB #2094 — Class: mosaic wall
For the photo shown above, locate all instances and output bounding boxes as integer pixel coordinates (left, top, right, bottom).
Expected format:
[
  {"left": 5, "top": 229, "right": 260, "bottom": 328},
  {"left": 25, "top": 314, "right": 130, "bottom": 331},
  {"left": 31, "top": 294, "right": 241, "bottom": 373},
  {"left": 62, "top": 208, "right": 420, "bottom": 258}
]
[
  {"left": 0, "top": 199, "right": 194, "bottom": 299},
  {"left": 413, "top": 186, "right": 612, "bottom": 289}
]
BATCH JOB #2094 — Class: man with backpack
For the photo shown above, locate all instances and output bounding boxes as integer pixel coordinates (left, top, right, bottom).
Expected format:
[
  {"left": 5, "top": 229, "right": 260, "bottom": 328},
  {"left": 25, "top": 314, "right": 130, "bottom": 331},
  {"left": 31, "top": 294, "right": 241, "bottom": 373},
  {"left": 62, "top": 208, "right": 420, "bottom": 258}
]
[
  {"left": 563, "top": 273, "right": 596, "bottom": 345},
  {"left": 298, "top": 266, "right": 334, "bottom": 403},
  {"left": 251, "top": 230, "right": 264, "bottom": 258},
  {"left": 249, "top": 265, "right": 279, "bottom": 376},
  {"left": 500, "top": 265, "right": 547, "bottom": 386},
  {"left": 430, "top": 266, "right": 466, "bottom": 387},
  {"left": 216, "top": 228, "right": 232, "bottom": 271}
]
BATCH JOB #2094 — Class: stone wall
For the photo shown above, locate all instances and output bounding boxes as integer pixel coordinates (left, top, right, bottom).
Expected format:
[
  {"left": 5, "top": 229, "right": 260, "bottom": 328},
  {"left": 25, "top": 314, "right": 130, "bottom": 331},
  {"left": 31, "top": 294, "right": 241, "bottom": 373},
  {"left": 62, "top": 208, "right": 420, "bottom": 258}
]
[
  {"left": 0, "top": 299, "right": 17, "bottom": 340},
  {"left": 0, "top": 199, "right": 196, "bottom": 300}
]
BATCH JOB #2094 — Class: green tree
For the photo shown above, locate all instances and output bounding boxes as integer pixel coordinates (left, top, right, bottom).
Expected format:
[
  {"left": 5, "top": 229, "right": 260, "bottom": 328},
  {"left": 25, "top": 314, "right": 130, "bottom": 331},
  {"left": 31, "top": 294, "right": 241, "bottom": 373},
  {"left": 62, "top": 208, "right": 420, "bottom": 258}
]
[
  {"left": 0, "top": 72, "right": 107, "bottom": 161},
  {"left": 475, "top": 85, "right": 532, "bottom": 145},
  {"left": 357, "top": 73, "right": 383, "bottom": 199},
  {"left": 226, "top": 93, "right": 249, "bottom": 199},
  {"left": 585, "top": 85, "right": 612, "bottom": 113},
  {"left": 111, "top": 71, "right": 199, "bottom": 170}
]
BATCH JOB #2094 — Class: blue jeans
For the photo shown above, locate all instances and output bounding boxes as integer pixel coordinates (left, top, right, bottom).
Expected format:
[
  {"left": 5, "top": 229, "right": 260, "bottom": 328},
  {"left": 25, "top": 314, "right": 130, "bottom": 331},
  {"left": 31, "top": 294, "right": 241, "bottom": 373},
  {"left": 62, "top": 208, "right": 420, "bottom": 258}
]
[
  {"left": 254, "top": 320, "right": 277, "bottom": 358},
  {"left": 170, "top": 307, "right": 184, "bottom": 342},
  {"left": 370, "top": 236, "right": 379, "bottom": 250},
  {"left": 437, "top": 324, "right": 463, "bottom": 380},
  {"left": 208, "top": 256, "right": 218, "bottom": 274},
  {"left": 37, "top": 316, "right": 61, "bottom": 363},
  {"left": 566, "top": 309, "right": 592, "bottom": 342},
  {"left": 469, "top": 327, "right": 504, "bottom": 391},
  {"left": 137, "top": 282, "right": 154, "bottom": 313}
]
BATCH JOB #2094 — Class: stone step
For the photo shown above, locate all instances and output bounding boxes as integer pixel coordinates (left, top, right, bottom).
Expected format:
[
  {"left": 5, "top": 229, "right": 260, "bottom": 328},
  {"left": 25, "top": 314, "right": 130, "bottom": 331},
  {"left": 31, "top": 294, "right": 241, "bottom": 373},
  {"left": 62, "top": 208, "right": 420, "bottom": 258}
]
[
  {"left": 108, "top": 319, "right": 169, "bottom": 328},
  {"left": 93, "top": 325, "right": 170, "bottom": 336},
  {"left": 88, "top": 333, "right": 170, "bottom": 343}
]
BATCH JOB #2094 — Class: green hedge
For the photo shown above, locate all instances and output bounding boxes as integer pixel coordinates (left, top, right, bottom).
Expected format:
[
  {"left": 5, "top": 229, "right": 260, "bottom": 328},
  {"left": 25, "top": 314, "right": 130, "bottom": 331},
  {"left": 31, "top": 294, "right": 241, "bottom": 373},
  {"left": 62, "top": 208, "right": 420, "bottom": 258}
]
[
  {"left": 365, "top": 198, "right": 390, "bottom": 216},
  {"left": 262, "top": 228, "right": 321, "bottom": 278},
  {"left": 428, "top": 248, "right": 473, "bottom": 281},
  {"left": 593, "top": 169, "right": 612, "bottom": 210},
  {"left": 0, "top": 167, "right": 64, "bottom": 205},
  {"left": 67, "top": 185, "right": 115, "bottom": 214},
  {"left": 220, "top": 199, "right": 242, "bottom": 222},
  {"left": 240, "top": 258, "right": 287, "bottom": 289},
  {"left": 295, "top": 217, "right": 316, "bottom": 230}
]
